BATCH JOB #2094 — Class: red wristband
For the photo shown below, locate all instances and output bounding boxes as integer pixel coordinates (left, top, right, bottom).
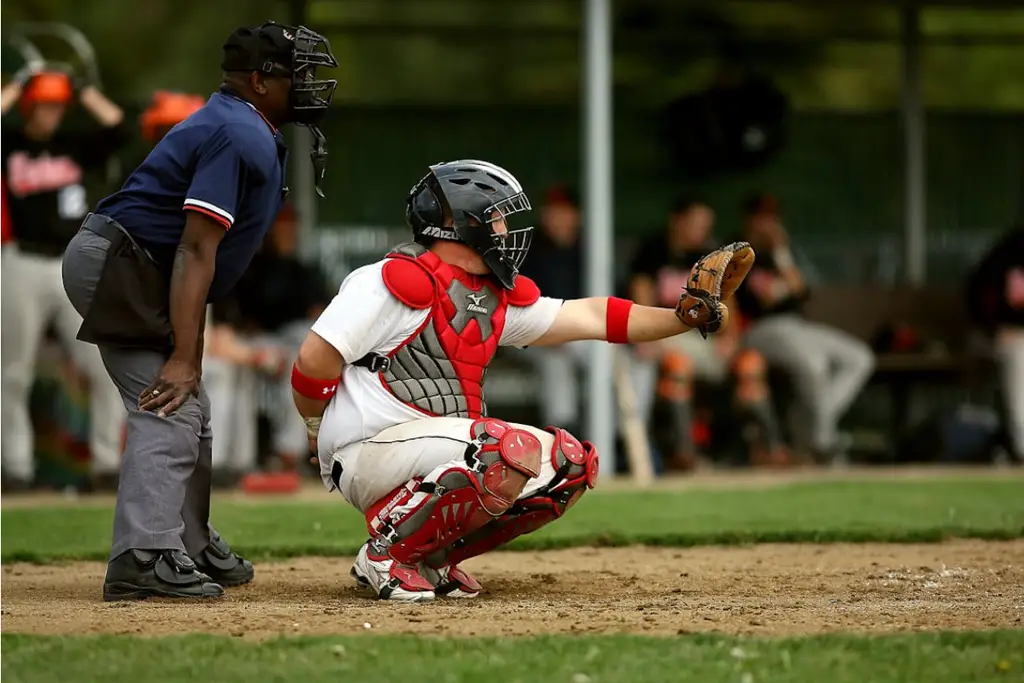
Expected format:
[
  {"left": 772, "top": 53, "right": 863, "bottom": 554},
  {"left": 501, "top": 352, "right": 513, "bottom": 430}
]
[
  {"left": 291, "top": 363, "right": 341, "bottom": 400},
  {"left": 606, "top": 297, "right": 634, "bottom": 344}
]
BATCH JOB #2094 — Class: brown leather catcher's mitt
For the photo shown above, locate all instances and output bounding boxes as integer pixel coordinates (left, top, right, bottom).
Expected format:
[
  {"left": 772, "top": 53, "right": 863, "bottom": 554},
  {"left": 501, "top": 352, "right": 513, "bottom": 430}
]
[{"left": 674, "top": 242, "right": 756, "bottom": 339}]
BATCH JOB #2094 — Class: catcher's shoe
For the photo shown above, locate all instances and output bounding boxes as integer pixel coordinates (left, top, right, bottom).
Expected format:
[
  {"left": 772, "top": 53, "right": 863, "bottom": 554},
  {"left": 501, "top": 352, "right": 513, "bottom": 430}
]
[
  {"left": 193, "top": 531, "right": 254, "bottom": 587},
  {"left": 103, "top": 549, "right": 224, "bottom": 601},
  {"left": 420, "top": 563, "right": 483, "bottom": 598},
  {"left": 351, "top": 540, "right": 435, "bottom": 603}
]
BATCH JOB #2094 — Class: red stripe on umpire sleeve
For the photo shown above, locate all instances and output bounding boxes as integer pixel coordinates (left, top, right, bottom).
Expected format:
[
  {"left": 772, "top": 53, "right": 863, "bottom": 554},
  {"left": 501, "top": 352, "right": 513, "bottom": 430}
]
[{"left": 183, "top": 205, "right": 232, "bottom": 230}]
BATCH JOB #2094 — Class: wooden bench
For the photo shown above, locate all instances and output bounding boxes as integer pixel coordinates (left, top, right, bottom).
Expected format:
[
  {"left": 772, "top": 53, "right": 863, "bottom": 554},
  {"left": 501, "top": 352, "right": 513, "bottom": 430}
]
[{"left": 801, "top": 284, "right": 971, "bottom": 451}]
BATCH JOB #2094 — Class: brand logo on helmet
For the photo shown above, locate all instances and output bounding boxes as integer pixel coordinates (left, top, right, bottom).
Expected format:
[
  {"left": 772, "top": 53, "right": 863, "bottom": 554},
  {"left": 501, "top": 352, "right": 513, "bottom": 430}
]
[
  {"left": 422, "top": 226, "right": 459, "bottom": 240},
  {"left": 282, "top": 29, "right": 294, "bottom": 41}
]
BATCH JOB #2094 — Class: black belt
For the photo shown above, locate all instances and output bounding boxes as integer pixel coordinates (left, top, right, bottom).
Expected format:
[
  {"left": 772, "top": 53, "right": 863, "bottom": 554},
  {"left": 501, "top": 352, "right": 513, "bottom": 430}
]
[
  {"left": 80, "top": 213, "right": 155, "bottom": 261},
  {"left": 79, "top": 212, "right": 125, "bottom": 243},
  {"left": 331, "top": 460, "right": 344, "bottom": 491}
]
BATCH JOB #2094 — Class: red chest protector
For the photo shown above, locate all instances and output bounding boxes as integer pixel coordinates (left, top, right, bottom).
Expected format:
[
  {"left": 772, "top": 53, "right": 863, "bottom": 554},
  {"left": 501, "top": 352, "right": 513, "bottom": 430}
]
[{"left": 365, "top": 243, "right": 540, "bottom": 419}]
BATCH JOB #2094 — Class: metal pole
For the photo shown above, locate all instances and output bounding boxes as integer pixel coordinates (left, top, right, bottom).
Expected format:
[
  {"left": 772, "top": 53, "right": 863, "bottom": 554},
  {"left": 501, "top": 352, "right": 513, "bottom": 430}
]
[
  {"left": 289, "top": 0, "right": 318, "bottom": 258},
  {"left": 583, "top": 0, "right": 616, "bottom": 478},
  {"left": 291, "top": 126, "right": 318, "bottom": 259},
  {"left": 901, "top": 3, "right": 926, "bottom": 285}
]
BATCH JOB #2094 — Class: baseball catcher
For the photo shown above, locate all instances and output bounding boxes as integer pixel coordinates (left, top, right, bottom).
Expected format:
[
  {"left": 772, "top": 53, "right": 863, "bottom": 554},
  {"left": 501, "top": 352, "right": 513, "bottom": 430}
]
[{"left": 292, "top": 160, "right": 754, "bottom": 602}]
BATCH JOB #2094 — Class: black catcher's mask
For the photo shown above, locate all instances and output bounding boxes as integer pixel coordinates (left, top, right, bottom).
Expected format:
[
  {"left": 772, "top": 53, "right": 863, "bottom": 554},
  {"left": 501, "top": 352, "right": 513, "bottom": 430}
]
[
  {"left": 406, "top": 160, "right": 534, "bottom": 290},
  {"left": 223, "top": 22, "right": 338, "bottom": 197}
]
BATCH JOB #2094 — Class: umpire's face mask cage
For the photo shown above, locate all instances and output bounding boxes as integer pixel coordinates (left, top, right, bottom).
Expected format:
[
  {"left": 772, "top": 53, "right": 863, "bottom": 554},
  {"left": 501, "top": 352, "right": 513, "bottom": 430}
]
[
  {"left": 287, "top": 26, "right": 338, "bottom": 125},
  {"left": 270, "top": 25, "right": 338, "bottom": 198},
  {"left": 407, "top": 160, "right": 533, "bottom": 290}
]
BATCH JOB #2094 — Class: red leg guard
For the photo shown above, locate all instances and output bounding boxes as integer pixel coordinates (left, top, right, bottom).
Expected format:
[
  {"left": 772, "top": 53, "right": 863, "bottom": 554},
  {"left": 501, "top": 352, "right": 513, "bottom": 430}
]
[
  {"left": 364, "top": 418, "right": 543, "bottom": 566},
  {"left": 435, "top": 429, "right": 599, "bottom": 568}
]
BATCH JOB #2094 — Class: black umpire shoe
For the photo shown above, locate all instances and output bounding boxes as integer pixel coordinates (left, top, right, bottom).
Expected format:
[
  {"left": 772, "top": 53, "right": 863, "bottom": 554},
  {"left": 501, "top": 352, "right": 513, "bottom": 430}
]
[
  {"left": 193, "top": 531, "right": 254, "bottom": 587},
  {"left": 103, "top": 549, "right": 225, "bottom": 601}
]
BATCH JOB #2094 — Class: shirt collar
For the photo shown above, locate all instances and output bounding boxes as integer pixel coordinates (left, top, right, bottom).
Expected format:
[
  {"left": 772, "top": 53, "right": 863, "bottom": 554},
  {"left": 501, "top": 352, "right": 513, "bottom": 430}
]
[{"left": 217, "top": 86, "right": 278, "bottom": 135}]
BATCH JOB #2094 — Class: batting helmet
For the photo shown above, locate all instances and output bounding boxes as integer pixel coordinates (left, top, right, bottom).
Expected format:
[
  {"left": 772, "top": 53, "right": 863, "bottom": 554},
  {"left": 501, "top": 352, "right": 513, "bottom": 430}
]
[
  {"left": 140, "top": 91, "right": 205, "bottom": 143},
  {"left": 19, "top": 71, "right": 73, "bottom": 115}
]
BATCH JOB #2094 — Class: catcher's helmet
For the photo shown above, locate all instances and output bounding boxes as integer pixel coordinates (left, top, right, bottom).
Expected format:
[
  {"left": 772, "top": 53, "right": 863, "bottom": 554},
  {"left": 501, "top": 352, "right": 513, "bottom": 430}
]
[{"left": 406, "top": 160, "right": 533, "bottom": 290}]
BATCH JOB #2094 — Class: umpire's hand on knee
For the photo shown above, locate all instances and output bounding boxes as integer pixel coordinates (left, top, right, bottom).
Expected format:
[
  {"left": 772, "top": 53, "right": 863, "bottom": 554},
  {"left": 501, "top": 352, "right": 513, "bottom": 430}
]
[{"left": 139, "top": 357, "right": 200, "bottom": 418}]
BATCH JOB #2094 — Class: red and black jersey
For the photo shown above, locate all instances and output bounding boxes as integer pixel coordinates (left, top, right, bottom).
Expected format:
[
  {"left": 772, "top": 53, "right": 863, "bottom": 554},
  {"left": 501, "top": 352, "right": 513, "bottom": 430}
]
[{"left": 1, "top": 123, "right": 127, "bottom": 256}]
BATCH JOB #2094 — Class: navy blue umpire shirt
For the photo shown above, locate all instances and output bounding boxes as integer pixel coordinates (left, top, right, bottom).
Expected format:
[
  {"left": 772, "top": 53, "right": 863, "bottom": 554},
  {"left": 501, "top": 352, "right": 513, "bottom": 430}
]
[{"left": 95, "top": 87, "right": 288, "bottom": 299}]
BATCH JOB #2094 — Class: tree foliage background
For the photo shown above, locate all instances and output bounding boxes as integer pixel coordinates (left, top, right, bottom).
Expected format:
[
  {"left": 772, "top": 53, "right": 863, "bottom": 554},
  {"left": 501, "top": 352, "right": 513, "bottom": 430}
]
[{"left": 2, "top": 0, "right": 1022, "bottom": 111}]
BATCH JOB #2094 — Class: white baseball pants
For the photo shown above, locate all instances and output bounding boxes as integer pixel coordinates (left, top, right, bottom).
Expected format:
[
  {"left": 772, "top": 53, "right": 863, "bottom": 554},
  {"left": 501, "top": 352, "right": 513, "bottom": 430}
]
[
  {"left": 328, "top": 417, "right": 564, "bottom": 513},
  {"left": 1, "top": 246, "right": 126, "bottom": 481}
]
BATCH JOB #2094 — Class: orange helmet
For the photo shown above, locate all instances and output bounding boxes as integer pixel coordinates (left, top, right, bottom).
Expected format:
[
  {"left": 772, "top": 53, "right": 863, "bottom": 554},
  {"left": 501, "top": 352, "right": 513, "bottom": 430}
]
[
  {"left": 140, "top": 91, "right": 205, "bottom": 143},
  {"left": 19, "top": 72, "right": 73, "bottom": 114}
]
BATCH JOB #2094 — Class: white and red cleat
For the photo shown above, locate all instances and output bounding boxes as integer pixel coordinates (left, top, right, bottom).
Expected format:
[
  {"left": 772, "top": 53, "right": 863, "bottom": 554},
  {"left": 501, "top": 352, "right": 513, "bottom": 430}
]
[{"left": 350, "top": 540, "right": 435, "bottom": 603}]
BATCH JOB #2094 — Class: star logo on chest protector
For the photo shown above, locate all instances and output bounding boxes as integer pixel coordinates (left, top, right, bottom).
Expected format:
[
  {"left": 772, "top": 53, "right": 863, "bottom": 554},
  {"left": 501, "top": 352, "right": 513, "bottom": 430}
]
[{"left": 447, "top": 280, "right": 498, "bottom": 339}]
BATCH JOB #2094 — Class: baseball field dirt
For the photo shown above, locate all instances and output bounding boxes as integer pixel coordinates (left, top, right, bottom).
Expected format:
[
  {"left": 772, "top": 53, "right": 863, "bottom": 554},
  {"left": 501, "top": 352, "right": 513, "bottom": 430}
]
[{"left": 4, "top": 539, "right": 1022, "bottom": 639}]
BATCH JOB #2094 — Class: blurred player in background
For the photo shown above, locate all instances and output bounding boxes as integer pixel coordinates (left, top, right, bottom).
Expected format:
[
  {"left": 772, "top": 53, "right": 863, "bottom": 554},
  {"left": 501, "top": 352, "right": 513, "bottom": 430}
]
[
  {"left": 205, "top": 200, "right": 331, "bottom": 489},
  {"left": 628, "top": 196, "right": 785, "bottom": 469},
  {"left": 967, "top": 222, "right": 1024, "bottom": 463},
  {"left": 735, "top": 193, "right": 874, "bottom": 463},
  {"left": 1, "top": 65, "right": 128, "bottom": 492},
  {"left": 517, "top": 184, "right": 587, "bottom": 434},
  {"left": 139, "top": 91, "right": 206, "bottom": 146},
  {"left": 291, "top": 160, "right": 752, "bottom": 602}
]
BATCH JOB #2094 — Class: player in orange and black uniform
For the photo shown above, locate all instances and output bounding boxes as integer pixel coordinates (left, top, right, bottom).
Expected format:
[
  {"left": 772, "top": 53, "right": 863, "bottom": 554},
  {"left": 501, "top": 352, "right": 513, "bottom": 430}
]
[
  {"left": 0, "top": 67, "right": 129, "bottom": 491},
  {"left": 628, "top": 196, "right": 786, "bottom": 469}
]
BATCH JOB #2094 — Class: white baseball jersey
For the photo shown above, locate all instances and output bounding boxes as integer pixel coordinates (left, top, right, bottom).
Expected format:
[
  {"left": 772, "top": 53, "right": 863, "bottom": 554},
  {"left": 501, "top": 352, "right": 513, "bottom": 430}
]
[{"left": 310, "top": 259, "right": 563, "bottom": 491}]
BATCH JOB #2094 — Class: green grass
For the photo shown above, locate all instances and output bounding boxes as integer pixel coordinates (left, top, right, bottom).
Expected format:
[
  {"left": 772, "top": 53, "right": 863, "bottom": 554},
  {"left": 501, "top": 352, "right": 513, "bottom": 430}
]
[
  {"left": 2, "top": 479, "right": 1022, "bottom": 563},
  {"left": 3, "top": 631, "right": 1023, "bottom": 683}
]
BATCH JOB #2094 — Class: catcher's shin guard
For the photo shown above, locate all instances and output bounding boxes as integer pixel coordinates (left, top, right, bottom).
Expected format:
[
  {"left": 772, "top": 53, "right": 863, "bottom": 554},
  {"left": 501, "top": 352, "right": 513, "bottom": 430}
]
[
  {"left": 434, "top": 427, "right": 599, "bottom": 568},
  {"left": 365, "top": 418, "right": 542, "bottom": 566}
]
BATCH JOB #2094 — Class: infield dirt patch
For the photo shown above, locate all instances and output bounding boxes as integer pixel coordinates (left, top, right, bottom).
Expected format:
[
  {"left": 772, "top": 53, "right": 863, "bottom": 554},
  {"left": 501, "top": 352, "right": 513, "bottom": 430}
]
[{"left": 3, "top": 540, "right": 1021, "bottom": 639}]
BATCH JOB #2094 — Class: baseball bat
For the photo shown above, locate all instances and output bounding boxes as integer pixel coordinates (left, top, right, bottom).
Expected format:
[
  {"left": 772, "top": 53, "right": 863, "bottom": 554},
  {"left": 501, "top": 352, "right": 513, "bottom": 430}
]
[{"left": 613, "top": 346, "right": 655, "bottom": 486}]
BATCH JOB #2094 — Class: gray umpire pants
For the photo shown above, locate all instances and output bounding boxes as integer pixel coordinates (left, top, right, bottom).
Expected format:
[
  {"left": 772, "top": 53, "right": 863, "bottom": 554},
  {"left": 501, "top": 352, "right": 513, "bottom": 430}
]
[{"left": 61, "top": 228, "right": 218, "bottom": 561}]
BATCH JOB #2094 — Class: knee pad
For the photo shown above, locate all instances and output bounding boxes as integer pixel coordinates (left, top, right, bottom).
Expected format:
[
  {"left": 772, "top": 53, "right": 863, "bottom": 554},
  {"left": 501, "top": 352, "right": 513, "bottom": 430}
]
[
  {"left": 364, "top": 418, "right": 543, "bottom": 566},
  {"left": 544, "top": 426, "right": 600, "bottom": 494},
  {"left": 437, "top": 427, "right": 599, "bottom": 568}
]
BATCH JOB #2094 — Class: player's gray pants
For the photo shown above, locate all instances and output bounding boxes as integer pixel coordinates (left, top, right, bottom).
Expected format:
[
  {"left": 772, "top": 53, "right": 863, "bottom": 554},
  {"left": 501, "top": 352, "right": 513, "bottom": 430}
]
[
  {"left": 204, "top": 321, "right": 310, "bottom": 472},
  {"left": 62, "top": 229, "right": 219, "bottom": 561},
  {"left": 742, "top": 313, "right": 874, "bottom": 452},
  {"left": 1, "top": 245, "right": 126, "bottom": 482}
]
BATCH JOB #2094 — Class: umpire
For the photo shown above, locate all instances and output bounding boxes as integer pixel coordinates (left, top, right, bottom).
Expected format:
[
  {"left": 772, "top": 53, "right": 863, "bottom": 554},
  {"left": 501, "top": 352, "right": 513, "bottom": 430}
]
[{"left": 61, "top": 22, "right": 337, "bottom": 601}]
